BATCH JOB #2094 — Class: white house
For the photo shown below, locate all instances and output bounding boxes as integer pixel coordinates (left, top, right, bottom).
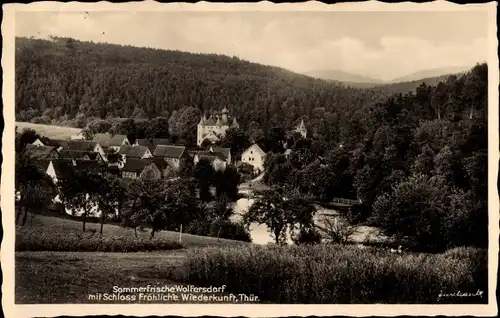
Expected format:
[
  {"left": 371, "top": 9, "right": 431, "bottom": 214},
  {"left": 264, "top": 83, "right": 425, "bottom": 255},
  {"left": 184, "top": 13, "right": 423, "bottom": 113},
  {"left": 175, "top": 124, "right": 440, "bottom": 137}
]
[{"left": 241, "top": 144, "right": 266, "bottom": 172}]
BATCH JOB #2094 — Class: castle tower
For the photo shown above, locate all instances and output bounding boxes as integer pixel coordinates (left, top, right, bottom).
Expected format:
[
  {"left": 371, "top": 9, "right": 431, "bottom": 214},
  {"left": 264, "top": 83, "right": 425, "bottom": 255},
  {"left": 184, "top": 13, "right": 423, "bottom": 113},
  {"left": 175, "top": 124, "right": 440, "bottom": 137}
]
[
  {"left": 221, "top": 107, "right": 229, "bottom": 125},
  {"left": 197, "top": 108, "right": 237, "bottom": 146},
  {"left": 295, "top": 120, "right": 307, "bottom": 138}
]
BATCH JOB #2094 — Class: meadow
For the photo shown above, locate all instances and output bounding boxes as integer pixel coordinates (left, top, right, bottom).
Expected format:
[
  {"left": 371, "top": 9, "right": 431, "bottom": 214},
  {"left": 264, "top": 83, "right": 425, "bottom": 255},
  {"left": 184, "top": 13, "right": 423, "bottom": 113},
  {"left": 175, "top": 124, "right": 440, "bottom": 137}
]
[
  {"left": 167, "top": 244, "right": 488, "bottom": 304},
  {"left": 18, "top": 214, "right": 249, "bottom": 251},
  {"left": 15, "top": 121, "right": 83, "bottom": 140},
  {"left": 15, "top": 215, "right": 487, "bottom": 304}
]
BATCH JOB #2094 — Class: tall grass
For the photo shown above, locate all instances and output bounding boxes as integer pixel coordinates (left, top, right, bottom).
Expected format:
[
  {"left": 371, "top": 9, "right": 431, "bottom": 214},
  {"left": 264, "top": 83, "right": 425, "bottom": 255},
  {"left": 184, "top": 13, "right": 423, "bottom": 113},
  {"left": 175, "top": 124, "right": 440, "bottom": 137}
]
[
  {"left": 16, "top": 225, "right": 183, "bottom": 252},
  {"left": 169, "top": 244, "right": 487, "bottom": 304}
]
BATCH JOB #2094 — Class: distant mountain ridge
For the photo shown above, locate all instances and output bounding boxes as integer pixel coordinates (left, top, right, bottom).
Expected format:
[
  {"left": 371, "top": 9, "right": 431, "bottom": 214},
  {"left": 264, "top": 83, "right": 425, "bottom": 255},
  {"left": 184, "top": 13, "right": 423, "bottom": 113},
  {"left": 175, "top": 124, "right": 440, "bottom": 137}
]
[
  {"left": 388, "top": 66, "right": 472, "bottom": 83},
  {"left": 303, "top": 69, "right": 385, "bottom": 85},
  {"left": 303, "top": 65, "right": 474, "bottom": 87}
]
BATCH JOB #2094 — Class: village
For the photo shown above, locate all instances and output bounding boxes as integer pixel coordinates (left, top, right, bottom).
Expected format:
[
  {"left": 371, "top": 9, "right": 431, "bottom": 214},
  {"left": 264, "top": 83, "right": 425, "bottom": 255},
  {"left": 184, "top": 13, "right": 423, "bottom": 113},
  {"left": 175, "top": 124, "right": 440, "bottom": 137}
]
[{"left": 16, "top": 108, "right": 310, "bottom": 223}]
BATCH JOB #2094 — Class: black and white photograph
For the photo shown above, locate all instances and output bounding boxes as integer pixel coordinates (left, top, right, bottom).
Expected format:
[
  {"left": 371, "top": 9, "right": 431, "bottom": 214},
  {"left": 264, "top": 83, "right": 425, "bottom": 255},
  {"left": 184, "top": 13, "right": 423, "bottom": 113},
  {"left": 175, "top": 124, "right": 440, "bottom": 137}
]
[{"left": 1, "top": 1, "right": 498, "bottom": 317}]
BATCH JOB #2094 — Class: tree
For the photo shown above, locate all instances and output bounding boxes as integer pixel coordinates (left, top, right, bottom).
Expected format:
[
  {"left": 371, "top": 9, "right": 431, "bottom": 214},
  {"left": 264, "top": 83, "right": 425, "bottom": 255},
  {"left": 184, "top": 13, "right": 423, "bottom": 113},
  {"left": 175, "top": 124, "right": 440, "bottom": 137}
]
[
  {"left": 15, "top": 151, "right": 57, "bottom": 225},
  {"left": 267, "top": 127, "right": 286, "bottom": 154},
  {"left": 193, "top": 158, "right": 215, "bottom": 201},
  {"left": 16, "top": 128, "right": 40, "bottom": 151},
  {"left": 145, "top": 116, "right": 170, "bottom": 139},
  {"left": 213, "top": 165, "right": 240, "bottom": 201},
  {"left": 58, "top": 168, "right": 102, "bottom": 232},
  {"left": 244, "top": 185, "right": 315, "bottom": 245},
  {"left": 131, "top": 179, "right": 199, "bottom": 238},
  {"left": 215, "top": 127, "right": 251, "bottom": 160},
  {"left": 372, "top": 174, "right": 450, "bottom": 252},
  {"left": 96, "top": 173, "right": 125, "bottom": 234}
]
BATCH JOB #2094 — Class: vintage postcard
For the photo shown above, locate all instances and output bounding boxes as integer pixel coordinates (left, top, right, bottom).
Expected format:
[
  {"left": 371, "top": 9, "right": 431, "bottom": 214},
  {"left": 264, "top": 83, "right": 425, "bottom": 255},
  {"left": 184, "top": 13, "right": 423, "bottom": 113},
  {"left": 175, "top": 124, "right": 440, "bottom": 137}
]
[{"left": 1, "top": 1, "right": 498, "bottom": 317}]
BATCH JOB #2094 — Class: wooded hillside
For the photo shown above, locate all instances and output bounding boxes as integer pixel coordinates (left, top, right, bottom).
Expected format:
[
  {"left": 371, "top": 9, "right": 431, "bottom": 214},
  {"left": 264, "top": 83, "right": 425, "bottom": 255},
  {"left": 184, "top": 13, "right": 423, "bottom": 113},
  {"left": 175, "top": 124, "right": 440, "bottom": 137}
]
[{"left": 15, "top": 37, "right": 382, "bottom": 132}]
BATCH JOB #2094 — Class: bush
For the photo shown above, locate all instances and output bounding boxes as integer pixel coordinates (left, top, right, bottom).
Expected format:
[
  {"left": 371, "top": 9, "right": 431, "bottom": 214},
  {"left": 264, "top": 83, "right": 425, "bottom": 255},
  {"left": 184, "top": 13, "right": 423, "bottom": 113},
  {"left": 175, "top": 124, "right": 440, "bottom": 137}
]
[
  {"left": 168, "top": 244, "right": 487, "bottom": 304},
  {"left": 209, "top": 219, "right": 252, "bottom": 242},
  {"left": 16, "top": 225, "right": 183, "bottom": 252},
  {"left": 292, "top": 227, "right": 322, "bottom": 245}
]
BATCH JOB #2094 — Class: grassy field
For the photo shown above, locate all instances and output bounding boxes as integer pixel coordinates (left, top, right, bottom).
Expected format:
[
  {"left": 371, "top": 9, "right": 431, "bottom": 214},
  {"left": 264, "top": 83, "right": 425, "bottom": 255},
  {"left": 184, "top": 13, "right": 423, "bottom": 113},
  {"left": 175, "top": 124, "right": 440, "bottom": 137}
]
[
  {"left": 16, "top": 121, "right": 82, "bottom": 140},
  {"left": 15, "top": 215, "right": 487, "bottom": 304},
  {"left": 22, "top": 214, "right": 249, "bottom": 249},
  {"left": 166, "top": 244, "right": 488, "bottom": 304},
  {"left": 15, "top": 251, "right": 244, "bottom": 304}
]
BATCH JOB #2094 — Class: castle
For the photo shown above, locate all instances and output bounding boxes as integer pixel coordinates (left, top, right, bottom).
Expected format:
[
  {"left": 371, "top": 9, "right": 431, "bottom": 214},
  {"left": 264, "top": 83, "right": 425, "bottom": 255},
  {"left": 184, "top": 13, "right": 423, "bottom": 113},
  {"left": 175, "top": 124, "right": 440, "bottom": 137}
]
[{"left": 197, "top": 107, "right": 239, "bottom": 146}]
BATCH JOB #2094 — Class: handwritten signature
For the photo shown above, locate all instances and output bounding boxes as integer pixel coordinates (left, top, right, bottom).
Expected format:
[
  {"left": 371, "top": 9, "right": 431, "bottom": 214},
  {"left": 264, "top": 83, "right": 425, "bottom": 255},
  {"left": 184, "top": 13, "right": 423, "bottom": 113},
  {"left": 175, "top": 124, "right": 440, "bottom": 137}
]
[{"left": 437, "top": 289, "right": 484, "bottom": 302}]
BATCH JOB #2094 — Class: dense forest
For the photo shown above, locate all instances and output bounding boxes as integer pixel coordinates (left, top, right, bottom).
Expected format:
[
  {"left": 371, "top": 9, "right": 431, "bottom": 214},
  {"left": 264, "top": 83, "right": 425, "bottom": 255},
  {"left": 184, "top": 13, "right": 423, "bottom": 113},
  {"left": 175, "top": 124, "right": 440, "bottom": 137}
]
[
  {"left": 263, "top": 62, "right": 488, "bottom": 251},
  {"left": 15, "top": 36, "right": 488, "bottom": 252}
]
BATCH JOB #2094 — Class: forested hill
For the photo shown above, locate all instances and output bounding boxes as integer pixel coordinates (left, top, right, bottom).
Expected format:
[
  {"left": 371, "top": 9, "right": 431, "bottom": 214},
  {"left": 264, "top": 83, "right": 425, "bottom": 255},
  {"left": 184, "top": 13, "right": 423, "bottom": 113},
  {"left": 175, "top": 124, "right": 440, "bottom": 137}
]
[
  {"left": 16, "top": 36, "right": 391, "bottom": 131},
  {"left": 15, "top": 37, "right": 369, "bottom": 127}
]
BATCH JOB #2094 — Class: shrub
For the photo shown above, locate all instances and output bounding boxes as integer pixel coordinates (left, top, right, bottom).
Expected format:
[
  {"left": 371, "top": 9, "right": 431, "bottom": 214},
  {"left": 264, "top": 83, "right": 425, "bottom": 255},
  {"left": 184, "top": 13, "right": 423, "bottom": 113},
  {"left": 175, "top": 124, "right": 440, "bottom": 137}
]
[
  {"left": 168, "top": 244, "right": 487, "bottom": 304},
  {"left": 292, "top": 227, "right": 322, "bottom": 245},
  {"left": 209, "top": 219, "right": 252, "bottom": 242},
  {"left": 16, "top": 225, "right": 183, "bottom": 252}
]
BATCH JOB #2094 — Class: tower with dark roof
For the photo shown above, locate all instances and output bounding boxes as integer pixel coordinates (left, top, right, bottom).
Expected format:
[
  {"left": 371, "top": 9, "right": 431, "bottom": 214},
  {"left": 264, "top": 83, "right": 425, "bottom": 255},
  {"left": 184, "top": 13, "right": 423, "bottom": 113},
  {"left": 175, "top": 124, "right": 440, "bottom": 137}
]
[{"left": 295, "top": 120, "right": 307, "bottom": 138}]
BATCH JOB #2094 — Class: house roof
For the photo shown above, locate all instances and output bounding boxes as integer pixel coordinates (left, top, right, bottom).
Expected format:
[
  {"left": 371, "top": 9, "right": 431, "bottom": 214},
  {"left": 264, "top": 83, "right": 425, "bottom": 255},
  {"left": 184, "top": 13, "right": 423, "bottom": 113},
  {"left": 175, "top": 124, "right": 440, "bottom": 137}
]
[
  {"left": 211, "top": 147, "right": 231, "bottom": 159},
  {"left": 35, "top": 159, "right": 52, "bottom": 172},
  {"left": 203, "top": 116, "right": 216, "bottom": 126},
  {"left": 55, "top": 140, "right": 98, "bottom": 152},
  {"left": 118, "top": 145, "right": 150, "bottom": 158},
  {"left": 50, "top": 159, "right": 76, "bottom": 181},
  {"left": 146, "top": 157, "right": 170, "bottom": 170},
  {"left": 59, "top": 150, "right": 92, "bottom": 160},
  {"left": 243, "top": 144, "right": 266, "bottom": 157},
  {"left": 122, "top": 158, "right": 157, "bottom": 173},
  {"left": 196, "top": 151, "right": 226, "bottom": 162},
  {"left": 24, "top": 144, "right": 61, "bottom": 160},
  {"left": 135, "top": 138, "right": 170, "bottom": 152},
  {"left": 153, "top": 145, "right": 187, "bottom": 159},
  {"left": 86, "top": 152, "right": 102, "bottom": 161},
  {"left": 76, "top": 160, "right": 102, "bottom": 172},
  {"left": 199, "top": 109, "right": 236, "bottom": 126},
  {"left": 93, "top": 133, "right": 127, "bottom": 148}
]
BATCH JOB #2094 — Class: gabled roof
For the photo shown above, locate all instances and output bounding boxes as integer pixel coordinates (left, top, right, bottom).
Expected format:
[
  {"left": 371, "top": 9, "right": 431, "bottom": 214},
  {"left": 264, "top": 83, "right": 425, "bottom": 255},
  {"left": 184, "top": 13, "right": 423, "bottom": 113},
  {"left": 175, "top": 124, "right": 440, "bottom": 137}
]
[
  {"left": 118, "top": 145, "right": 150, "bottom": 158},
  {"left": 122, "top": 158, "right": 157, "bottom": 173},
  {"left": 55, "top": 140, "right": 98, "bottom": 152},
  {"left": 203, "top": 116, "right": 216, "bottom": 126},
  {"left": 35, "top": 159, "right": 52, "bottom": 172},
  {"left": 231, "top": 117, "right": 239, "bottom": 128},
  {"left": 93, "top": 133, "right": 128, "bottom": 148},
  {"left": 87, "top": 152, "right": 103, "bottom": 161},
  {"left": 243, "top": 143, "right": 266, "bottom": 157},
  {"left": 24, "top": 144, "right": 61, "bottom": 160},
  {"left": 147, "top": 157, "right": 170, "bottom": 170},
  {"left": 153, "top": 145, "right": 187, "bottom": 159},
  {"left": 59, "top": 150, "right": 91, "bottom": 160},
  {"left": 50, "top": 159, "right": 76, "bottom": 181},
  {"left": 76, "top": 160, "right": 102, "bottom": 172},
  {"left": 135, "top": 138, "right": 170, "bottom": 152},
  {"left": 211, "top": 147, "right": 231, "bottom": 159},
  {"left": 196, "top": 151, "right": 226, "bottom": 162}
]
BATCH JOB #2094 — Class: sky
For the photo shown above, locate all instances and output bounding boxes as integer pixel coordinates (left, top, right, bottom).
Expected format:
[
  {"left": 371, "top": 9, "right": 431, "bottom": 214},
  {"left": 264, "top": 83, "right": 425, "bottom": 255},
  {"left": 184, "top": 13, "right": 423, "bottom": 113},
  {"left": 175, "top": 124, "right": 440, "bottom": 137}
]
[{"left": 15, "top": 10, "right": 489, "bottom": 81}]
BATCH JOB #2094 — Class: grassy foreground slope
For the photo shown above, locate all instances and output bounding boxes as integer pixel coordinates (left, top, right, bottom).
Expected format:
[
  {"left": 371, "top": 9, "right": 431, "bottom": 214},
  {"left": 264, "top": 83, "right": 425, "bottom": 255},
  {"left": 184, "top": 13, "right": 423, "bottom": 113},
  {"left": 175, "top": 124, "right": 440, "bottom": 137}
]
[{"left": 17, "top": 214, "right": 249, "bottom": 251}]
